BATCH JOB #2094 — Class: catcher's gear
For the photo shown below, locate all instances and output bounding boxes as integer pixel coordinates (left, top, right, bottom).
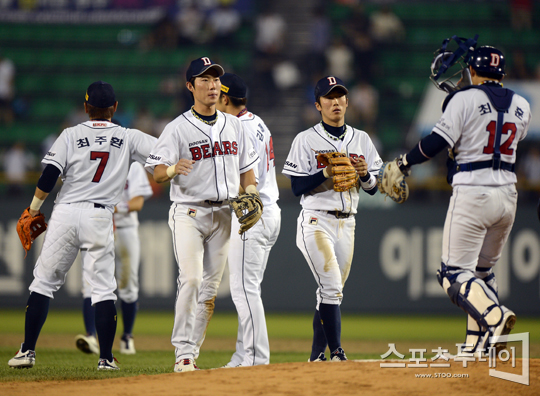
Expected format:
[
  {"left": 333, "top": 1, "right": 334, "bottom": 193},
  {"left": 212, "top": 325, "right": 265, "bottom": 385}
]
[
  {"left": 377, "top": 156, "right": 410, "bottom": 204},
  {"left": 317, "top": 152, "right": 358, "bottom": 192},
  {"left": 430, "top": 34, "right": 478, "bottom": 94},
  {"left": 17, "top": 207, "right": 48, "bottom": 256},
  {"left": 230, "top": 193, "right": 263, "bottom": 234}
]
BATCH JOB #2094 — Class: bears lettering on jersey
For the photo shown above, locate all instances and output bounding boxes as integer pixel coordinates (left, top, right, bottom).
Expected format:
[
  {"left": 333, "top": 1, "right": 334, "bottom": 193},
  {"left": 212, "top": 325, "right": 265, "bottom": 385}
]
[{"left": 189, "top": 141, "right": 238, "bottom": 161}]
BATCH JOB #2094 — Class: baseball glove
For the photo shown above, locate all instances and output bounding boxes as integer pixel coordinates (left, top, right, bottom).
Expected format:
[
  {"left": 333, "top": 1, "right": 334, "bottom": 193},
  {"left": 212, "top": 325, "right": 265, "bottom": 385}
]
[
  {"left": 17, "top": 207, "right": 48, "bottom": 256},
  {"left": 377, "top": 156, "right": 410, "bottom": 204},
  {"left": 230, "top": 193, "right": 264, "bottom": 234},
  {"left": 317, "top": 152, "right": 359, "bottom": 192}
]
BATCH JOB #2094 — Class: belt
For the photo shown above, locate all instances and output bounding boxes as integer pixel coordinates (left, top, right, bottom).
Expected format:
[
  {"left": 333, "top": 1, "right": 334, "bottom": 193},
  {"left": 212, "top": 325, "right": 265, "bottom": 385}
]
[
  {"left": 204, "top": 200, "right": 224, "bottom": 206},
  {"left": 327, "top": 210, "right": 352, "bottom": 219},
  {"left": 455, "top": 160, "right": 515, "bottom": 173},
  {"left": 94, "top": 203, "right": 105, "bottom": 209}
]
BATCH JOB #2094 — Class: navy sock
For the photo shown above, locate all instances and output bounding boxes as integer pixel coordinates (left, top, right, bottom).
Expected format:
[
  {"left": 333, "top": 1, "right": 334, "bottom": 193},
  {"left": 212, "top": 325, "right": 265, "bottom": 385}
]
[
  {"left": 310, "top": 309, "right": 328, "bottom": 360},
  {"left": 318, "top": 303, "right": 342, "bottom": 353},
  {"left": 95, "top": 300, "right": 117, "bottom": 361},
  {"left": 22, "top": 292, "right": 50, "bottom": 352},
  {"left": 121, "top": 300, "right": 138, "bottom": 338},
  {"left": 83, "top": 298, "right": 96, "bottom": 336}
]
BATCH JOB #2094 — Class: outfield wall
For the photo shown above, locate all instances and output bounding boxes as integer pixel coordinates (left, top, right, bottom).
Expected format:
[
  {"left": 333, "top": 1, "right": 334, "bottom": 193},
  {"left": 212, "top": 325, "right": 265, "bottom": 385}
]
[{"left": 0, "top": 196, "right": 539, "bottom": 314}]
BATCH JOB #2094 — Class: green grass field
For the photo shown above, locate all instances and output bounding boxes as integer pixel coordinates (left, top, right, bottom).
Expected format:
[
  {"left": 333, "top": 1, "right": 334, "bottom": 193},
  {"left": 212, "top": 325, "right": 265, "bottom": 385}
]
[{"left": 1, "top": 309, "right": 539, "bottom": 382}]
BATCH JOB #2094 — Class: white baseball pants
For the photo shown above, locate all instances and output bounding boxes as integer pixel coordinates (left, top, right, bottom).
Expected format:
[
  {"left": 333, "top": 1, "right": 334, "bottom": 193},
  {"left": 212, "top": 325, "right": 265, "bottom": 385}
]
[
  {"left": 296, "top": 209, "right": 355, "bottom": 309},
  {"left": 30, "top": 202, "right": 117, "bottom": 304},
  {"left": 169, "top": 202, "right": 231, "bottom": 360},
  {"left": 442, "top": 184, "right": 517, "bottom": 271},
  {"left": 227, "top": 203, "right": 281, "bottom": 366}
]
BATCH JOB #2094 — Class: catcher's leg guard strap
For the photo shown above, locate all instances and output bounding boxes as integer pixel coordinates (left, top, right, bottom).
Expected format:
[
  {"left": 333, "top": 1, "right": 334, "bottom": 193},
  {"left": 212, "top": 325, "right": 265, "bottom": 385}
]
[
  {"left": 464, "top": 314, "right": 489, "bottom": 353},
  {"left": 439, "top": 267, "right": 503, "bottom": 329}
]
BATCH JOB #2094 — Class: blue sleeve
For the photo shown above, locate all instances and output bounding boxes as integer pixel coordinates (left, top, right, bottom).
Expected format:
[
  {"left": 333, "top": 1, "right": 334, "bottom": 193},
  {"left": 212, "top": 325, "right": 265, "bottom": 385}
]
[
  {"left": 290, "top": 172, "right": 327, "bottom": 197},
  {"left": 406, "top": 132, "right": 449, "bottom": 166},
  {"left": 37, "top": 164, "right": 61, "bottom": 193}
]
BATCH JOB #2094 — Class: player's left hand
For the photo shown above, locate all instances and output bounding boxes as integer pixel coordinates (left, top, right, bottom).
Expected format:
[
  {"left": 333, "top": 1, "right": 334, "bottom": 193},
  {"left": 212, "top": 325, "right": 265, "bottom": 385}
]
[
  {"left": 377, "top": 155, "right": 410, "bottom": 204},
  {"left": 230, "top": 192, "right": 263, "bottom": 235},
  {"left": 16, "top": 207, "right": 48, "bottom": 257}
]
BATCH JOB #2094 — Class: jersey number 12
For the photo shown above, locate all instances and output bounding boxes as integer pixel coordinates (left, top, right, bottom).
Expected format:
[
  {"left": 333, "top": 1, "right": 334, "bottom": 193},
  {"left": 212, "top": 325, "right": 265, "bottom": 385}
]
[{"left": 483, "top": 121, "right": 517, "bottom": 155}]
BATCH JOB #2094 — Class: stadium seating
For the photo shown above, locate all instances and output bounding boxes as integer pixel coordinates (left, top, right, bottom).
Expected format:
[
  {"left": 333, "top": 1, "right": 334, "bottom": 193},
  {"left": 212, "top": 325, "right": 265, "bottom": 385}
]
[{"left": 0, "top": 22, "right": 252, "bottom": 146}]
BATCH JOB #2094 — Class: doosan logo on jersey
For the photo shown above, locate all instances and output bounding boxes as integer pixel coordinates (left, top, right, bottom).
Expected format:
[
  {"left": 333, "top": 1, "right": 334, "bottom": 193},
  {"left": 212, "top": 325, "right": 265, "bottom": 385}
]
[
  {"left": 285, "top": 161, "right": 297, "bottom": 169},
  {"left": 148, "top": 154, "right": 161, "bottom": 161},
  {"left": 189, "top": 141, "right": 238, "bottom": 161},
  {"left": 47, "top": 151, "right": 56, "bottom": 157},
  {"left": 189, "top": 140, "right": 208, "bottom": 147}
]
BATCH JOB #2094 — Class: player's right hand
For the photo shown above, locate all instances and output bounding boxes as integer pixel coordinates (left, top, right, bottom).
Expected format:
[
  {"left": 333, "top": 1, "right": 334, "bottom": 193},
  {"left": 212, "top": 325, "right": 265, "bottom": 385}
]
[{"left": 175, "top": 159, "right": 196, "bottom": 176}]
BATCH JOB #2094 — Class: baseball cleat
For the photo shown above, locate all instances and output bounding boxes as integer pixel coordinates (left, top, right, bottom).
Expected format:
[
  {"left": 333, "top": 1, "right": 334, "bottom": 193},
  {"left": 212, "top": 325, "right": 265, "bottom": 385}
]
[
  {"left": 308, "top": 352, "right": 327, "bottom": 362},
  {"left": 8, "top": 345, "right": 36, "bottom": 368},
  {"left": 491, "top": 309, "right": 516, "bottom": 353},
  {"left": 330, "top": 347, "right": 347, "bottom": 362},
  {"left": 120, "top": 335, "right": 136, "bottom": 355},
  {"left": 221, "top": 362, "right": 242, "bottom": 368},
  {"left": 75, "top": 334, "right": 99, "bottom": 355},
  {"left": 174, "top": 358, "right": 200, "bottom": 372},
  {"left": 97, "top": 357, "right": 120, "bottom": 370}
]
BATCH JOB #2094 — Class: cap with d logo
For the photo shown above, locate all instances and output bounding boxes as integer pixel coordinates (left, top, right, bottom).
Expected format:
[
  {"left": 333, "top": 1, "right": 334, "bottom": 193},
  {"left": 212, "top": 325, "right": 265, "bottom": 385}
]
[
  {"left": 186, "top": 57, "right": 225, "bottom": 82},
  {"left": 314, "top": 76, "right": 348, "bottom": 100}
]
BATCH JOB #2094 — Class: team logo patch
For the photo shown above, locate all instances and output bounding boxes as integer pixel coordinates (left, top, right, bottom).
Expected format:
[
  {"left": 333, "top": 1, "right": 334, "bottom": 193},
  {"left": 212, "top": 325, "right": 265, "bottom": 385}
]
[
  {"left": 188, "top": 208, "right": 197, "bottom": 217},
  {"left": 309, "top": 217, "right": 318, "bottom": 225}
]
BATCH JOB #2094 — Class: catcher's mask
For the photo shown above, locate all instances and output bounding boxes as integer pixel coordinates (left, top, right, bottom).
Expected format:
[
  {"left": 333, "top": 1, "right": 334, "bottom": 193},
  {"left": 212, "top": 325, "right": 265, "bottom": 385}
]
[{"left": 429, "top": 34, "right": 478, "bottom": 94}]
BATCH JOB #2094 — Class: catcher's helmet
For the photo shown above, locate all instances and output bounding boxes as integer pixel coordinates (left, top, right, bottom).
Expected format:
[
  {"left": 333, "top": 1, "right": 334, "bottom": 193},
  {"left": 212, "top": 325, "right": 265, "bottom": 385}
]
[{"left": 468, "top": 46, "right": 505, "bottom": 77}]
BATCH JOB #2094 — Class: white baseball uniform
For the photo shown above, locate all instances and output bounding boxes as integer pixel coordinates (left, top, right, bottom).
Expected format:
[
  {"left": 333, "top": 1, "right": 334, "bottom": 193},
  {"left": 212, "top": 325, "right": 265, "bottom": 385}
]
[
  {"left": 30, "top": 120, "right": 156, "bottom": 305},
  {"left": 227, "top": 110, "right": 281, "bottom": 367},
  {"left": 282, "top": 123, "right": 382, "bottom": 308},
  {"left": 145, "top": 109, "right": 258, "bottom": 361},
  {"left": 81, "top": 162, "right": 153, "bottom": 303},
  {"left": 434, "top": 86, "right": 531, "bottom": 271}
]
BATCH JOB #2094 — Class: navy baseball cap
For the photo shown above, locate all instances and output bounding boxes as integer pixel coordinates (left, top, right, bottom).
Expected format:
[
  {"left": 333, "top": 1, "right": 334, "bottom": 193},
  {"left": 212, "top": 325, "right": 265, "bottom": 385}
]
[
  {"left": 314, "top": 76, "right": 348, "bottom": 100},
  {"left": 85, "top": 81, "right": 116, "bottom": 108},
  {"left": 220, "top": 73, "right": 247, "bottom": 98},
  {"left": 186, "top": 57, "right": 225, "bottom": 82}
]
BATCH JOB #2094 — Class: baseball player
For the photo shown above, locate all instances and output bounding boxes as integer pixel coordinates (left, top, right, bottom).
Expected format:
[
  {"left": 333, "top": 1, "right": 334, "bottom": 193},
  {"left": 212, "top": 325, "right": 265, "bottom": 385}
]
[
  {"left": 75, "top": 161, "right": 153, "bottom": 355},
  {"left": 282, "top": 76, "right": 382, "bottom": 362},
  {"left": 215, "top": 73, "right": 281, "bottom": 367},
  {"left": 145, "top": 57, "right": 260, "bottom": 373},
  {"left": 391, "top": 44, "right": 530, "bottom": 355},
  {"left": 7, "top": 81, "right": 156, "bottom": 370}
]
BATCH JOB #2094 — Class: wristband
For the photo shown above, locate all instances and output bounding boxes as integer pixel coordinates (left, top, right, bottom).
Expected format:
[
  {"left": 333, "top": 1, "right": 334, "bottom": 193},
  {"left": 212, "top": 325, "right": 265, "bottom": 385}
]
[
  {"left": 323, "top": 168, "right": 331, "bottom": 178},
  {"left": 166, "top": 165, "right": 176, "bottom": 179},
  {"left": 30, "top": 196, "right": 45, "bottom": 211},
  {"left": 116, "top": 201, "right": 129, "bottom": 214},
  {"left": 245, "top": 185, "right": 259, "bottom": 196}
]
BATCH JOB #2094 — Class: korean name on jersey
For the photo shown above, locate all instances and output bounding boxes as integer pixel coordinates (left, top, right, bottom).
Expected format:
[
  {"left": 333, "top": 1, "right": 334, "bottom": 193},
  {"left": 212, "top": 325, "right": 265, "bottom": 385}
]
[
  {"left": 42, "top": 121, "right": 155, "bottom": 206},
  {"left": 434, "top": 89, "right": 530, "bottom": 186}
]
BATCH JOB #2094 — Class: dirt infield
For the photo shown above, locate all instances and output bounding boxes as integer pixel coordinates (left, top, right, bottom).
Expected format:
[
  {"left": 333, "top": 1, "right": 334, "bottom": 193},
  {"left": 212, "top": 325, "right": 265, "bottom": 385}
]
[
  {"left": 1, "top": 335, "right": 538, "bottom": 394},
  {"left": 2, "top": 359, "right": 538, "bottom": 395}
]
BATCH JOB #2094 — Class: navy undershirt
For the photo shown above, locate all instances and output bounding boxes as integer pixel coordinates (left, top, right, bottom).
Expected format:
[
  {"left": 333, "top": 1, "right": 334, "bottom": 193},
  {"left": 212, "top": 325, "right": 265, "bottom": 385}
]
[
  {"left": 192, "top": 108, "right": 217, "bottom": 123},
  {"left": 37, "top": 164, "right": 61, "bottom": 193},
  {"left": 406, "top": 133, "right": 449, "bottom": 166}
]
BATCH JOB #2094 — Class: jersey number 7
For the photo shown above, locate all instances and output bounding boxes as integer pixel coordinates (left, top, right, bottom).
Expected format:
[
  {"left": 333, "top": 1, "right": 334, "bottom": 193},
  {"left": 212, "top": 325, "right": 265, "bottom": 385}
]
[
  {"left": 483, "top": 121, "right": 517, "bottom": 155},
  {"left": 90, "top": 151, "right": 110, "bottom": 182}
]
